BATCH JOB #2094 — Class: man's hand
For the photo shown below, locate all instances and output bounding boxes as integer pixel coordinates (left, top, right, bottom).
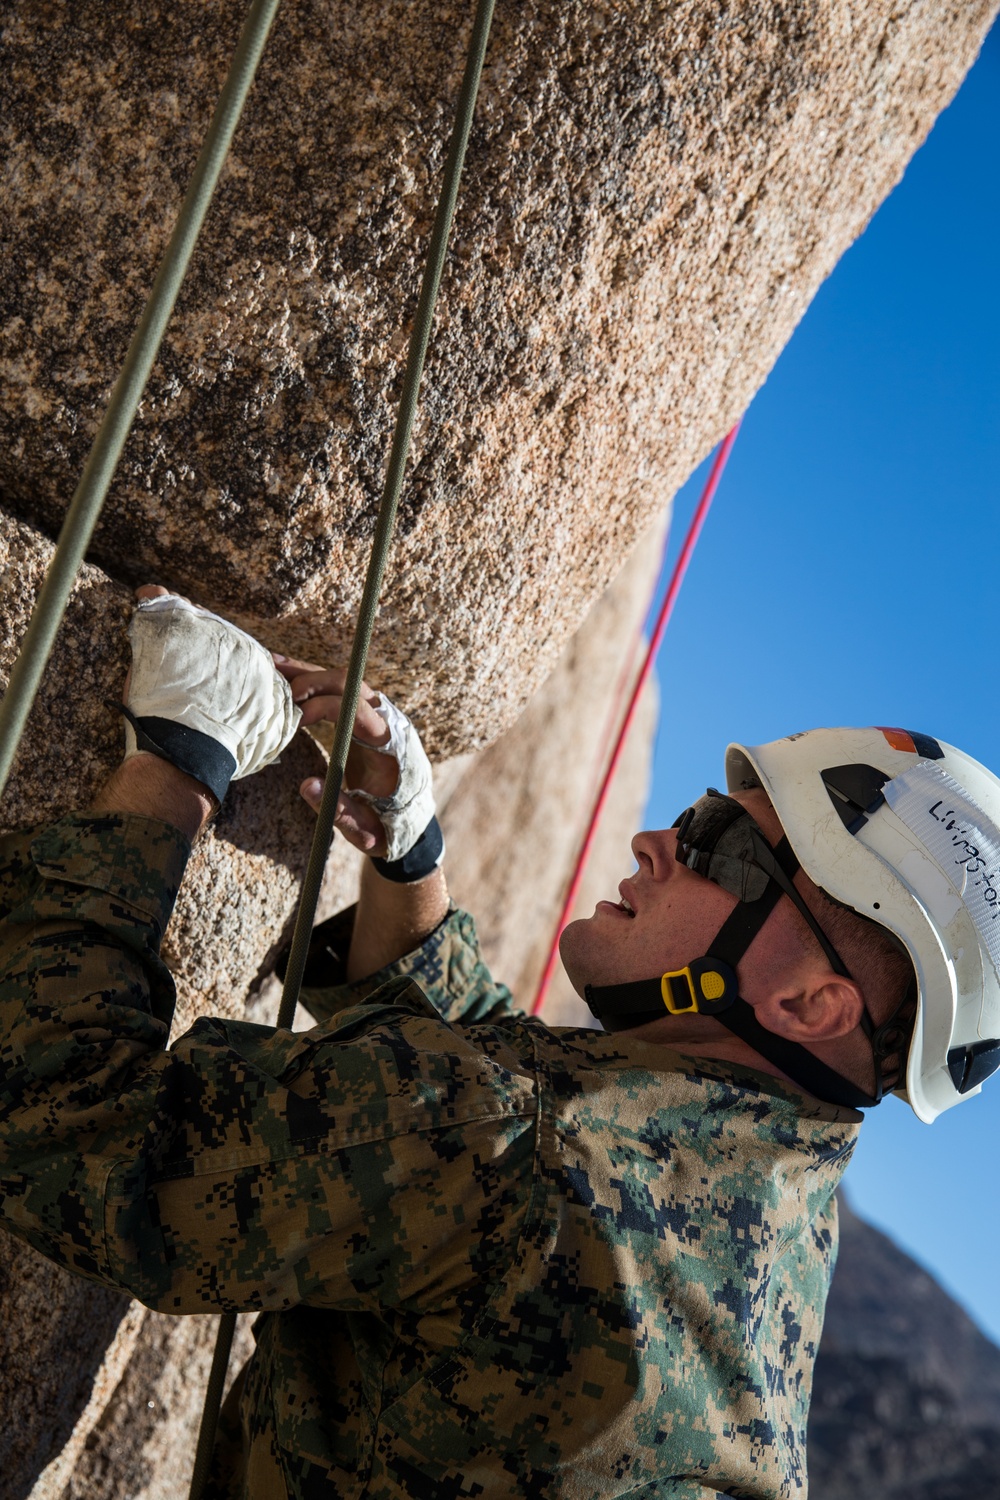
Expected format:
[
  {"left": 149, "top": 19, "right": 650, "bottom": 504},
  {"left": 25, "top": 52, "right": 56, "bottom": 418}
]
[
  {"left": 275, "top": 657, "right": 439, "bottom": 871},
  {"left": 94, "top": 580, "right": 296, "bottom": 841},
  {"left": 274, "top": 657, "right": 399, "bottom": 856},
  {"left": 275, "top": 655, "right": 448, "bottom": 980},
  {"left": 126, "top": 585, "right": 299, "bottom": 788}
]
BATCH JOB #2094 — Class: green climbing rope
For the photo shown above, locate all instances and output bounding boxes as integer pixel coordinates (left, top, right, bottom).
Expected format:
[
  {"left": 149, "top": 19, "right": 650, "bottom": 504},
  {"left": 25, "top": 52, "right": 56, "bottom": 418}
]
[
  {"left": 0, "top": 0, "right": 282, "bottom": 800},
  {"left": 186, "top": 4, "right": 497, "bottom": 1495}
]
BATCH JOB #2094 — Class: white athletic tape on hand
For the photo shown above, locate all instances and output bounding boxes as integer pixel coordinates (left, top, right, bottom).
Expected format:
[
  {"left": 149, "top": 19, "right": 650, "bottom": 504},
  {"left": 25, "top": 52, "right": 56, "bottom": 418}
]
[
  {"left": 349, "top": 694, "right": 436, "bottom": 862},
  {"left": 126, "top": 596, "right": 301, "bottom": 780}
]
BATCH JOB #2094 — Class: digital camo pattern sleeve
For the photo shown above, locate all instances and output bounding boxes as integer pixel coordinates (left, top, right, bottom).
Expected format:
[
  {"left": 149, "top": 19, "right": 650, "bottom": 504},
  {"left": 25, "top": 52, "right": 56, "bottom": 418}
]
[
  {"left": 0, "top": 813, "right": 188, "bottom": 1283},
  {"left": 0, "top": 814, "right": 535, "bottom": 1315},
  {"left": 297, "top": 901, "right": 519, "bottom": 1027}
]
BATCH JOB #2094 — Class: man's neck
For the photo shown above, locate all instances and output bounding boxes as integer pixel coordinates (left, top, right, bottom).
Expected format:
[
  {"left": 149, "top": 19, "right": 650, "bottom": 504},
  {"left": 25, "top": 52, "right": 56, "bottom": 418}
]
[
  {"left": 622, "top": 1014, "right": 875, "bottom": 1101},
  {"left": 623, "top": 1016, "right": 794, "bottom": 1082}
]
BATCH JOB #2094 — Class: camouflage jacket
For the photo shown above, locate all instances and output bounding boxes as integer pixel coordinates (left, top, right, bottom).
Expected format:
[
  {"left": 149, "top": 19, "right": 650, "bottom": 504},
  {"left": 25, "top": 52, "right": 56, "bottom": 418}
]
[{"left": 0, "top": 814, "right": 861, "bottom": 1499}]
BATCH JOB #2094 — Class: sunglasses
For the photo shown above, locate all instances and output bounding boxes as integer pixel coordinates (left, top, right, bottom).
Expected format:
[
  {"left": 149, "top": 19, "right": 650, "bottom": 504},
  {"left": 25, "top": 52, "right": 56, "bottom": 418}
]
[
  {"left": 673, "top": 790, "right": 775, "bottom": 902},
  {"left": 672, "top": 789, "right": 852, "bottom": 981}
]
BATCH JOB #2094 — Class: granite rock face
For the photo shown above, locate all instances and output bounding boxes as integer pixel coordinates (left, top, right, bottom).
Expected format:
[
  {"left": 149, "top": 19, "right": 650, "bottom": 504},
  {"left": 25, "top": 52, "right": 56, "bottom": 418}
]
[
  {"left": 443, "top": 521, "right": 663, "bottom": 1027},
  {"left": 2, "top": 0, "right": 995, "bottom": 755},
  {"left": 0, "top": 1233, "right": 132, "bottom": 1500},
  {"left": 809, "top": 1197, "right": 1000, "bottom": 1500}
]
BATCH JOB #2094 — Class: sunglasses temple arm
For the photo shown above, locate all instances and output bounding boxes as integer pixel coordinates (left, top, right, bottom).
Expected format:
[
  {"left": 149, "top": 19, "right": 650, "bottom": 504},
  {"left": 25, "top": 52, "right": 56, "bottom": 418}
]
[{"left": 751, "top": 837, "right": 860, "bottom": 990}]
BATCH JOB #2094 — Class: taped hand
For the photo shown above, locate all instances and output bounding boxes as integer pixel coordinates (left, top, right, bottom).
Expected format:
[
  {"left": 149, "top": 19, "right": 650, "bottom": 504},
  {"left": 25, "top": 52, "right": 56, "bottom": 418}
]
[
  {"left": 274, "top": 656, "right": 439, "bottom": 872},
  {"left": 122, "top": 588, "right": 301, "bottom": 803}
]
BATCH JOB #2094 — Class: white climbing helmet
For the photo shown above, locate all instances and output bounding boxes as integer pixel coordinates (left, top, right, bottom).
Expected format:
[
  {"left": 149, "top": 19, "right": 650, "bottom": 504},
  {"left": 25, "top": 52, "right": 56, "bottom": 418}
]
[{"left": 725, "top": 727, "right": 1000, "bottom": 1123}]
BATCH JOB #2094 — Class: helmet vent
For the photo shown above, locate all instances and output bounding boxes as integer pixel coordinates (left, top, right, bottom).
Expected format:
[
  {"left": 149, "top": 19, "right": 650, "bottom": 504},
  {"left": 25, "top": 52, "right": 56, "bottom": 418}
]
[
  {"left": 821, "top": 764, "right": 890, "bottom": 834},
  {"left": 947, "top": 1040, "right": 1000, "bottom": 1095}
]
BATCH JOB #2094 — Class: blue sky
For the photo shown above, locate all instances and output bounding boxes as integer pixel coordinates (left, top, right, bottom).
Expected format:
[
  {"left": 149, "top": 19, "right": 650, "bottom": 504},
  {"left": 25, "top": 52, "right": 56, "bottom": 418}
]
[{"left": 642, "top": 22, "right": 999, "bottom": 1341}]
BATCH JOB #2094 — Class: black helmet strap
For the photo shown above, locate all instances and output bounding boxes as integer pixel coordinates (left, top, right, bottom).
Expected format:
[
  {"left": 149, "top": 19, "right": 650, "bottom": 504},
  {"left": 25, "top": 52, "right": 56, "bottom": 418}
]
[{"left": 584, "top": 835, "right": 879, "bottom": 1111}]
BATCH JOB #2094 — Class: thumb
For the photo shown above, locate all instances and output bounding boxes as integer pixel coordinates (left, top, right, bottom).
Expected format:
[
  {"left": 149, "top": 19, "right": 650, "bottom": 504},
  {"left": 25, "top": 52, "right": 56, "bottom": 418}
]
[
  {"left": 298, "top": 778, "right": 386, "bottom": 856},
  {"left": 300, "top": 777, "right": 324, "bottom": 811}
]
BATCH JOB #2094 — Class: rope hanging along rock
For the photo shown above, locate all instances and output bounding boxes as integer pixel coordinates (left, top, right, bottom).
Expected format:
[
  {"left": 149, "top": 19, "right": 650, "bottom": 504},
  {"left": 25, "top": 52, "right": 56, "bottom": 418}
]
[
  {"left": 531, "top": 421, "right": 742, "bottom": 1016},
  {"left": 275, "top": 0, "right": 497, "bottom": 1036},
  {"left": 187, "top": 4, "right": 498, "bottom": 1495},
  {"left": 0, "top": 0, "right": 283, "bottom": 800}
]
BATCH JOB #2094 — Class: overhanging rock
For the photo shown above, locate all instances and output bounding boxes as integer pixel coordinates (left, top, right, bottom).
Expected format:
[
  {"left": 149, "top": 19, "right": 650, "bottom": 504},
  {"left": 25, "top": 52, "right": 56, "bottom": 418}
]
[
  {"left": 0, "top": 506, "right": 336, "bottom": 1030},
  {"left": 2, "top": 0, "right": 995, "bottom": 756}
]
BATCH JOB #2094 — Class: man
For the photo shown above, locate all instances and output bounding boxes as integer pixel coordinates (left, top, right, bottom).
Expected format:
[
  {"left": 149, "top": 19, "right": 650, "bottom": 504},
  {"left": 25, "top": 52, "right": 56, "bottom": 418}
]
[{"left": 1, "top": 589, "right": 998, "bottom": 1499}]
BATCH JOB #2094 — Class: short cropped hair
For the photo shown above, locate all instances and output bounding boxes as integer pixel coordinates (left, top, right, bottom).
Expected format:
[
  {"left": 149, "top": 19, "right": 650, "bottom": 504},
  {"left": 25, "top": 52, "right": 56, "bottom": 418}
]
[{"left": 802, "top": 885, "right": 916, "bottom": 1087}]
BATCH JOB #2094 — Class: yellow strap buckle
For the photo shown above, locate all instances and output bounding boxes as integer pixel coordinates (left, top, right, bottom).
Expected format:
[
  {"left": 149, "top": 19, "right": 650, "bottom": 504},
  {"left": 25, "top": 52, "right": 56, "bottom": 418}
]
[
  {"left": 661, "top": 967, "right": 700, "bottom": 1014},
  {"left": 661, "top": 964, "right": 730, "bottom": 1015}
]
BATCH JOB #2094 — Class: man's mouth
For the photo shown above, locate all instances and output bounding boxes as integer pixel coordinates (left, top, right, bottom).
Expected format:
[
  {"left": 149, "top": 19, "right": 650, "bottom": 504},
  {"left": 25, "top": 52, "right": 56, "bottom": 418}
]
[
  {"left": 616, "top": 884, "right": 636, "bottom": 918},
  {"left": 595, "top": 882, "right": 637, "bottom": 919}
]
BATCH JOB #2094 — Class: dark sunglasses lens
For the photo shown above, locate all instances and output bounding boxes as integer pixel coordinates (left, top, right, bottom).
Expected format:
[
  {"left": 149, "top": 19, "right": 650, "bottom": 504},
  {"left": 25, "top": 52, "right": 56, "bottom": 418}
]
[
  {"left": 675, "top": 793, "right": 770, "bottom": 902},
  {"left": 707, "top": 847, "right": 770, "bottom": 902}
]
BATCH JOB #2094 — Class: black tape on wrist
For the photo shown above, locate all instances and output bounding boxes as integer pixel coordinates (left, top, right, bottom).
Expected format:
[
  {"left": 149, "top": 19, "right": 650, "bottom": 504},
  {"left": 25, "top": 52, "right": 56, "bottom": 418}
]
[
  {"left": 371, "top": 815, "right": 444, "bottom": 884},
  {"left": 113, "top": 703, "right": 235, "bottom": 804}
]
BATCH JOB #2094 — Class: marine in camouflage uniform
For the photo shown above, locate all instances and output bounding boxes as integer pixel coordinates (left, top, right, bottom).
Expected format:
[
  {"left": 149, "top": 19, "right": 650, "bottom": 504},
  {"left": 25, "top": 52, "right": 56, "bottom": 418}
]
[{"left": 0, "top": 808, "right": 860, "bottom": 1498}]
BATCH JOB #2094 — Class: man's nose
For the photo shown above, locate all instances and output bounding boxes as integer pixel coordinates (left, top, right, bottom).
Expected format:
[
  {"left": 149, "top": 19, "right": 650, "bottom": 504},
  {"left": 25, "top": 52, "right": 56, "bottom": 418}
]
[{"left": 631, "top": 827, "right": 677, "bottom": 879}]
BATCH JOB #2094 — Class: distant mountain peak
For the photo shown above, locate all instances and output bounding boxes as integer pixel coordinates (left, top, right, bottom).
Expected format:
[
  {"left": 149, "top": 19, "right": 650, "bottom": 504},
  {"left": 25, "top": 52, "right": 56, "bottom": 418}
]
[{"left": 808, "top": 1194, "right": 1000, "bottom": 1500}]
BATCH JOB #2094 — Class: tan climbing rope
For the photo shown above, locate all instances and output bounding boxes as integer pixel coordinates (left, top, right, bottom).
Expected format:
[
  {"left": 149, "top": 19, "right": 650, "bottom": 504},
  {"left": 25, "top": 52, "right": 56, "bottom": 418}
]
[{"left": 0, "top": 0, "right": 283, "bottom": 800}]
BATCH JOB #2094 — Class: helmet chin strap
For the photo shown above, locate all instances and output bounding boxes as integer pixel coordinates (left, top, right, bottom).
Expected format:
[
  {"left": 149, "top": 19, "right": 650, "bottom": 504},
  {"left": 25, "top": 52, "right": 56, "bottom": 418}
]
[{"left": 583, "top": 836, "right": 879, "bottom": 1111}]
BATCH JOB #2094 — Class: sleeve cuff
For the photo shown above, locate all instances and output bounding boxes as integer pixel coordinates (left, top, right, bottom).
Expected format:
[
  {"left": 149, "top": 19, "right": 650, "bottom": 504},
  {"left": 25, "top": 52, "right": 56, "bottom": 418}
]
[
  {"left": 294, "top": 903, "right": 517, "bottom": 1026},
  {"left": 290, "top": 904, "right": 455, "bottom": 1022},
  {"left": 28, "top": 813, "right": 191, "bottom": 930}
]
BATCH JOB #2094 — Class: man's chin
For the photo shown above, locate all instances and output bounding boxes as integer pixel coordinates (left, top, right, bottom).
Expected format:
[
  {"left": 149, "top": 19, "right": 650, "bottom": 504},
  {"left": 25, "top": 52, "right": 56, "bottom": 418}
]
[{"left": 558, "top": 913, "right": 606, "bottom": 996}]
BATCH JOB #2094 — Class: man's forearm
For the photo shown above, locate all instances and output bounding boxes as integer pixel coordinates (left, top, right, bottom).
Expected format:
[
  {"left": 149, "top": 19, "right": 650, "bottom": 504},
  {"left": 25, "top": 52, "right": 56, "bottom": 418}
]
[
  {"left": 346, "top": 858, "right": 449, "bottom": 982},
  {"left": 90, "top": 753, "right": 216, "bottom": 841},
  {"left": 92, "top": 755, "right": 445, "bottom": 981}
]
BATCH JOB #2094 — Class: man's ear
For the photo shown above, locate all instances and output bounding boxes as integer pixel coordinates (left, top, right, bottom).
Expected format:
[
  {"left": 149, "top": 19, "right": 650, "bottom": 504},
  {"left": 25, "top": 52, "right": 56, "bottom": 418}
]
[{"left": 754, "top": 976, "right": 866, "bottom": 1043}]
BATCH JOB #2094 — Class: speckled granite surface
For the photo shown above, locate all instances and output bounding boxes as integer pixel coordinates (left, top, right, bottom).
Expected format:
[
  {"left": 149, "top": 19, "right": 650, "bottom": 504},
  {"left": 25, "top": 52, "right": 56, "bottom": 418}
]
[{"left": 3, "top": 0, "right": 994, "bottom": 756}]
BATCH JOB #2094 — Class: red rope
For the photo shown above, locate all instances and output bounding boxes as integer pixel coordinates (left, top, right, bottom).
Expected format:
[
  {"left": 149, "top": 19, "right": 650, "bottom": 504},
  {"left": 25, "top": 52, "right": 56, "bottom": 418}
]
[{"left": 530, "top": 421, "right": 742, "bottom": 1016}]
